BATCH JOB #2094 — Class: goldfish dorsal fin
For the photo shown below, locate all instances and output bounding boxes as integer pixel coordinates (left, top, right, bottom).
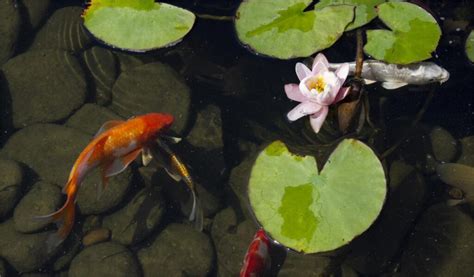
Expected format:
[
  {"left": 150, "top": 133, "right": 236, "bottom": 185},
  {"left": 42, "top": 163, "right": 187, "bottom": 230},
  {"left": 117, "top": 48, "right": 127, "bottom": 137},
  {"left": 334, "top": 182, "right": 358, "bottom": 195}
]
[{"left": 94, "top": 120, "right": 124, "bottom": 138}]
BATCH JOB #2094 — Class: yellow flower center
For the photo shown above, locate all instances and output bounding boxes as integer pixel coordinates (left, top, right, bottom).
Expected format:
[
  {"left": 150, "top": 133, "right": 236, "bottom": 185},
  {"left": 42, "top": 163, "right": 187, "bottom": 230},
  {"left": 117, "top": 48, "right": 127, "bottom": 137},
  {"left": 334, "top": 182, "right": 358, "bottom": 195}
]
[{"left": 306, "top": 76, "right": 326, "bottom": 94}]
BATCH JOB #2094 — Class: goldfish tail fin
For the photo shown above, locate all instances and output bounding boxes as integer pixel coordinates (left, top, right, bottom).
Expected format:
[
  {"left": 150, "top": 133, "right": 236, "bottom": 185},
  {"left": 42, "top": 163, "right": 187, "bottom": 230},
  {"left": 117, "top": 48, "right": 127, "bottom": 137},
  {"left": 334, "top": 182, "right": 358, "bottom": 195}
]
[
  {"left": 189, "top": 190, "right": 204, "bottom": 232},
  {"left": 33, "top": 195, "right": 76, "bottom": 253}
]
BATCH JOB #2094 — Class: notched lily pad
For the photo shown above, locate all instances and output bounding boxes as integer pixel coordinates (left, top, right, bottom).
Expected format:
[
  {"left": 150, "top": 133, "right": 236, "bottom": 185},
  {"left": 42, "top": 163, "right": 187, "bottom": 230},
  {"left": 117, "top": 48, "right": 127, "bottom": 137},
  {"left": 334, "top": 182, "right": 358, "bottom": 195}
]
[
  {"left": 248, "top": 139, "right": 386, "bottom": 253},
  {"left": 315, "top": 0, "right": 385, "bottom": 30},
  {"left": 466, "top": 30, "right": 474, "bottom": 63},
  {"left": 235, "top": 0, "right": 354, "bottom": 59},
  {"left": 364, "top": 2, "right": 441, "bottom": 64},
  {"left": 83, "top": 0, "right": 195, "bottom": 52}
]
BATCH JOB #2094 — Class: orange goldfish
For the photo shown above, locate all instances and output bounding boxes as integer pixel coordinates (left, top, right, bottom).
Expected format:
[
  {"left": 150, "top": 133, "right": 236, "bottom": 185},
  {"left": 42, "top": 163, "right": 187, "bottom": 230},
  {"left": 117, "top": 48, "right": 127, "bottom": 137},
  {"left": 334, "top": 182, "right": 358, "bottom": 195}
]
[{"left": 36, "top": 113, "right": 174, "bottom": 251}]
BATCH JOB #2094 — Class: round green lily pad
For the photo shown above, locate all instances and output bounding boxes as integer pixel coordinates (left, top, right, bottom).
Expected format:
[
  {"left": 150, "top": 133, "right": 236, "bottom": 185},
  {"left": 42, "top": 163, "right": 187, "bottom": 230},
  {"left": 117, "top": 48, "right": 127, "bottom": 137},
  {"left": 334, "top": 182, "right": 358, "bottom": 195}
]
[
  {"left": 466, "top": 30, "right": 474, "bottom": 63},
  {"left": 83, "top": 0, "right": 195, "bottom": 52},
  {"left": 248, "top": 139, "right": 386, "bottom": 253},
  {"left": 235, "top": 0, "right": 354, "bottom": 59},
  {"left": 364, "top": 2, "right": 441, "bottom": 64},
  {"left": 315, "top": 0, "right": 385, "bottom": 31}
]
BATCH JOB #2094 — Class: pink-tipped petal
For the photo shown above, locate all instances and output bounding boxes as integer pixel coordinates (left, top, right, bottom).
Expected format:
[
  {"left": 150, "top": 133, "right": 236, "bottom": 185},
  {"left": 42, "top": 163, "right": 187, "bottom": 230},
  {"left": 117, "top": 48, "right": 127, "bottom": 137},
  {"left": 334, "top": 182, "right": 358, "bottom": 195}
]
[
  {"left": 312, "top": 53, "right": 329, "bottom": 74},
  {"left": 287, "top": 102, "right": 322, "bottom": 121},
  {"left": 285, "top": 83, "right": 307, "bottom": 102},
  {"left": 295, "top": 63, "right": 312, "bottom": 81},
  {"left": 309, "top": 106, "right": 329, "bottom": 133},
  {"left": 334, "top": 86, "right": 351, "bottom": 103},
  {"left": 335, "top": 63, "right": 350, "bottom": 81}
]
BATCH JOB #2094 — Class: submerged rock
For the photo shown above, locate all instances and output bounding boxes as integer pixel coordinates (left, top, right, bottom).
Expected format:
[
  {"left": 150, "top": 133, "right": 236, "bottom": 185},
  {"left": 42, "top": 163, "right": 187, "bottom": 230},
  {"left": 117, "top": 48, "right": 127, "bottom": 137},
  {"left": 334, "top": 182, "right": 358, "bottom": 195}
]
[
  {"left": 69, "top": 242, "right": 140, "bottom": 277},
  {"left": 82, "top": 228, "right": 110, "bottom": 247},
  {"left": 399, "top": 205, "right": 474, "bottom": 276},
  {"left": 278, "top": 252, "right": 333, "bottom": 277},
  {"left": 113, "top": 51, "right": 144, "bottom": 72},
  {"left": 430, "top": 126, "right": 458, "bottom": 162},
  {"left": 187, "top": 104, "right": 224, "bottom": 149},
  {"left": 458, "top": 136, "right": 474, "bottom": 167},
  {"left": 228, "top": 157, "right": 255, "bottom": 219},
  {"left": 13, "top": 181, "right": 61, "bottom": 233},
  {"left": 81, "top": 47, "right": 119, "bottom": 105},
  {"left": 21, "top": 0, "right": 51, "bottom": 29},
  {"left": 2, "top": 50, "right": 86, "bottom": 128},
  {"left": 31, "top": 7, "right": 91, "bottom": 52},
  {"left": 1, "top": 124, "right": 132, "bottom": 214},
  {"left": 0, "top": 220, "right": 56, "bottom": 272},
  {"left": 0, "top": 0, "right": 20, "bottom": 65},
  {"left": 110, "top": 62, "right": 191, "bottom": 134},
  {"left": 65, "top": 104, "right": 123, "bottom": 136},
  {"left": 103, "top": 187, "right": 165, "bottom": 245},
  {"left": 138, "top": 223, "right": 214, "bottom": 277},
  {"left": 0, "top": 159, "right": 23, "bottom": 218}
]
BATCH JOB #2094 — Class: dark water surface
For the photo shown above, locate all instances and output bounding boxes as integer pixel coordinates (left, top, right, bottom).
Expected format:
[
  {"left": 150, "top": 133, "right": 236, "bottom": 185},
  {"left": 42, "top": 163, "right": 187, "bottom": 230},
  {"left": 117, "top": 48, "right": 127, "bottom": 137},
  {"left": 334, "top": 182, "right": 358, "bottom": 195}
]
[{"left": 0, "top": 0, "right": 473, "bottom": 276}]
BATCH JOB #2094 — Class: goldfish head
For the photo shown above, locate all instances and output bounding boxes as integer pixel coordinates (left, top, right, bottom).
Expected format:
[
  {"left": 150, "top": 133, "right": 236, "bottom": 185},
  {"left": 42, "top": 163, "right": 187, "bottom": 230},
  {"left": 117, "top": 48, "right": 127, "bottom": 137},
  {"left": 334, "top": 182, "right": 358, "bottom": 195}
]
[{"left": 141, "top": 113, "right": 174, "bottom": 140}]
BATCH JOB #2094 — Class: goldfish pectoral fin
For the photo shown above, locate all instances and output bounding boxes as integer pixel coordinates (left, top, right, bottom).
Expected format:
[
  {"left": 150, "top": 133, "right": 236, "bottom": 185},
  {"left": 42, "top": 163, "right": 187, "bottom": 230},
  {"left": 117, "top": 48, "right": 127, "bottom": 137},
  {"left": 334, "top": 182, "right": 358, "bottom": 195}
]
[
  {"left": 364, "top": 79, "right": 377, "bottom": 85},
  {"left": 104, "top": 148, "right": 142, "bottom": 178},
  {"left": 141, "top": 147, "right": 153, "bottom": 166},
  {"left": 94, "top": 120, "right": 125, "bottom": 138},
  {"left": 381, "top": 81, "right": 408, "bottom": 90},
  {"left": 190, "top": 190, "right": 204, "bottom": 232},
  {"left": 161, "top": 135, "right": 182, "bottom": 144},
  {"left": 165, "top": 168, "right": 182, "bottom": 182}
]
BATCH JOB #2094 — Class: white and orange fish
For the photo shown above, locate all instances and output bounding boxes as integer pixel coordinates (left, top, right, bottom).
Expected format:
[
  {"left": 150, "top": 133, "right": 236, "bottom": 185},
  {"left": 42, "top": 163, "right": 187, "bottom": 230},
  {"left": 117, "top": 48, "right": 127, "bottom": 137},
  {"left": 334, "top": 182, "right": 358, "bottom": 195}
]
[
  {"left": 36, "top": 113, "right": 174, "bottom": 251},
  {"left": 240, "top": 228, "right": 271, "bottom": 277}
]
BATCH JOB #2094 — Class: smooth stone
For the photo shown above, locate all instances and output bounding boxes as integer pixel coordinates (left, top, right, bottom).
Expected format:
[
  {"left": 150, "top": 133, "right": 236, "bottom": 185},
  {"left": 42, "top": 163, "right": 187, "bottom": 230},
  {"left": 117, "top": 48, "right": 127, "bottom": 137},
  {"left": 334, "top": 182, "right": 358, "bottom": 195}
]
[
  {"left": 187, "top": 104, "right": 223, "bottom": 149},
  {"left": 2, "top": 50, "right": 86, "bottom": 128},
  {"left": 103, "top": 187, "right": 165, "bottom": 246},
  {"left": 0, "top": 159, "right": 23, "bottom": 218},
  {"left": 228, "top": 156, "right": 255, "bottom": 219},
  {"left": 13, "top": 181, "right": 61, "bottom": 233},
  {"left": 458, "top": 136, "right": 474, "bottom": 167},
  {"left": 65, "top": 104, "right": 123, "bottom": 136},
  {"left": 113, "top": 51, "right": 144, "bottom": 72},
  {"left": 0, "top": 220, "right": 55, "bottom": 272},
  {"left": 138, "top": 223, "right": 214, "bottom": 277},
  {"left": 0, "top": 0, "right": 20, "bottom": 65},
  {"left": 211, "top": 207, "right": 257, "bottom": 276},
  {"left": 81, "top": 215, "right": 102, "bottom": 235},
  {"left": 81, "top": 47, "right": 119, "bottom": 105},
  {"left": 1, "top": 124, "right": 133, "bottom": 214},
  {"left": 278, "top": 252, "right": 333, "bottom": 277},
  {"left": 69, "top": 242, "right": 140, "bottom": 277},
  {"left": 20, "top": 0, "right": 51, "bottom": 29},
  {"left": 31, "top": 7, "right": 91, "bottom": 52},
  {"left": 436, "top": 163, "right": 474, "bottom": 196},
  {"left": 52, "top": 237, "right": 81, "bottom": 272},
  {"left": 110, "top": 62, "right": 191, "bottom": 134},
  {"left": 82, "top": 228, "right": 110, "bottom": 247},
  {"left": 399, "top": 205, "right": 474, "bottom": 276},
  {"left": 430, "top": 126, "right": 458, "bottom": 162},
  {"left": 347, "top": 161, "right": 427, "bottom": 274}
]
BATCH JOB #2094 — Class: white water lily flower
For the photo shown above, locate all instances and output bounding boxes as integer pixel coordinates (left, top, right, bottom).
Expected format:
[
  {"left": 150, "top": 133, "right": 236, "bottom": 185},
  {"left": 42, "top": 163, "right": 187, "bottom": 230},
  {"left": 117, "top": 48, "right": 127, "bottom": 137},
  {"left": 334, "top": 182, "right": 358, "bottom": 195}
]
[{"left": 285, "top": 53, "right": 350, "bottom": 133}]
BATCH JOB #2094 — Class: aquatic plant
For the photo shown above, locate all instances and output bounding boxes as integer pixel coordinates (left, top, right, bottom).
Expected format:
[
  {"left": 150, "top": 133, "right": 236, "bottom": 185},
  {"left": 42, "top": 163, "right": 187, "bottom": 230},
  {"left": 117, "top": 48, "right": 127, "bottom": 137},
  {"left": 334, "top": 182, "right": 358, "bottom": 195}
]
[
  {"left": 248, "top": 140, "right": 386, "bottom": 253},
  {"left": 285, "top": 53, "right": 350, "bottom": 133},
  {"left": 466, "top": 30, "right": 474, "bottom": 63}
]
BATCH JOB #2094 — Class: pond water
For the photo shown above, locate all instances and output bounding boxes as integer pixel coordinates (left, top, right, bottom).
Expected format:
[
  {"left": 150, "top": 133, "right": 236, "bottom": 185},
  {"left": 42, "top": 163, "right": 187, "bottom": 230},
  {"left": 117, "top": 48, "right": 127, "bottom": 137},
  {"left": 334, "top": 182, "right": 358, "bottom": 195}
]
[{"left": 0, "top": 0, "right": 473, "bottom": 276}]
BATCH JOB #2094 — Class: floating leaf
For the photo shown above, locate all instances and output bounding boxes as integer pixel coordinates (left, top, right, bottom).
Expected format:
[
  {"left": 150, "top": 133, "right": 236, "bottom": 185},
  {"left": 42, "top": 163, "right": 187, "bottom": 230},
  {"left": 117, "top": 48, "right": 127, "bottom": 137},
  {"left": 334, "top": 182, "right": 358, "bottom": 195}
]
[
  {"left": 235, "top": 0, "right": 354, "bottom": 59},
  {"left": 466, "top": 30, "right": 474, "bottom": 63},
  {"left": 364, "top": 2, "right": 441, "bottom": 64},
  {"left": 315, "top": 0, "right": 385, "bottom": 30},
  {"left": 83, "top": 0, "right": 195, "bottom": 52},
  {"left": 248, "top": 139, "right": 386, "bottom": 253}
]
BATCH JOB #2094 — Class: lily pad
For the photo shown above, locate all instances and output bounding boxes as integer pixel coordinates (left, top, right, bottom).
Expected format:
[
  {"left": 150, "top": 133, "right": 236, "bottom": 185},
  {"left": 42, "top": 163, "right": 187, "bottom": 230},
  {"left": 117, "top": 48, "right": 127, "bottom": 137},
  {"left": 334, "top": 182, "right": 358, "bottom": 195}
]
[
  {"left": 235, "top": 0, "right": 354, "bottom": 59},
  {"left": 466, "top": 30, "right": 474, "bottom": 63},
  {"left": 83, "top": 0, "right": 195, "bottom": 52},
  {"left": 364, "top": 2, "right": 441, "bottom": 64},
  {"left": 315, "top": 0, "right": 385, "bottom": 30},
  {"left": 248, "top": 139, "right": 386, "bottom": 253}
]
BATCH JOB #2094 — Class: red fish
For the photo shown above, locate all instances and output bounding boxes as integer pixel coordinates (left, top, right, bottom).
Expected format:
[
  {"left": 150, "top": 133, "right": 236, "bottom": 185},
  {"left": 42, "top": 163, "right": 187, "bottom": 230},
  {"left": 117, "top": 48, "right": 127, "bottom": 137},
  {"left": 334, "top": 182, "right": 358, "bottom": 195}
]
[
  {"left": 240, "top": 228, "right": 271, "bottom": 277},
  {"left": 36, "top": 113, "right": 174, "bottom": 251}
]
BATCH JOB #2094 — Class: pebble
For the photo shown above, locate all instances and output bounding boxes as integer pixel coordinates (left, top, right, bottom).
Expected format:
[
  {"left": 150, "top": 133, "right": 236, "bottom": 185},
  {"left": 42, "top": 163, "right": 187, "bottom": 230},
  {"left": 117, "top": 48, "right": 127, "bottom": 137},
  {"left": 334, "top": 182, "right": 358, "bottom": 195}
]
[
  {"left": 458, "top": 136, "right": 474, "bottom": 167},
  {"left": 0, "top": 159, "right": 23, "bottom": 219},
  {"left": 187, "top": 104, "right": 224, "bottom": 149},
  {"left": 1, "top": 124, "right": 133, "bottom": 215},
  {"left": 2, "top": 50, "right": 87, "bottom": 128},
  {"left": 13, "top": 181, "right": 62, "bottom": 233},
  {"left": 20, "top": 0, "right": 51, "bottom": 29},
  {"left": 113, "top": 51, "right": 144, "bottom": 72},
  {"left": 103, "top": 187, "right": 165, "bottom": 245},
  {"left": 278, "top": 252, "right": 333, "bottom": 277},
  {"left": 138, "top": 223, "right": 214, "bottom": 276},
  {"left": 430, "top": 126, "right": 458, "bottom": 162},
  {"left": 31, "top": 7, "right": 92, "bottom": 52},
  {"left": 69, "top": 242, "right": 140, "bottom": 277},
  {"left": 0, "top": 220, "right": 56, "bottom": 272},
  {"left": 0, "top": 0, "right": 20, "bottom": 65},
  {"left": 82, "top": 228, "right": 110, "bottom": 247},
  {"left": 110, "top": 62, "right": 191, "bottom": 134},
  {"left": 81, "top": 47, "right": 119, "bottom": 105},
  {"left": 65, "top": 104, "right": 123, "bottom": 136}
]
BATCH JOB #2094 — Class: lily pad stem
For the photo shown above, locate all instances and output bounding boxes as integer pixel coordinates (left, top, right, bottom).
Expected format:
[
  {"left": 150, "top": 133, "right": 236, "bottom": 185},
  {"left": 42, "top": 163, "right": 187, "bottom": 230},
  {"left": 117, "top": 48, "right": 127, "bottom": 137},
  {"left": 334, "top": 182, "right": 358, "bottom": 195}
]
[{"left": 194, "top": 13, "right": 233, "bottom": 21}]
